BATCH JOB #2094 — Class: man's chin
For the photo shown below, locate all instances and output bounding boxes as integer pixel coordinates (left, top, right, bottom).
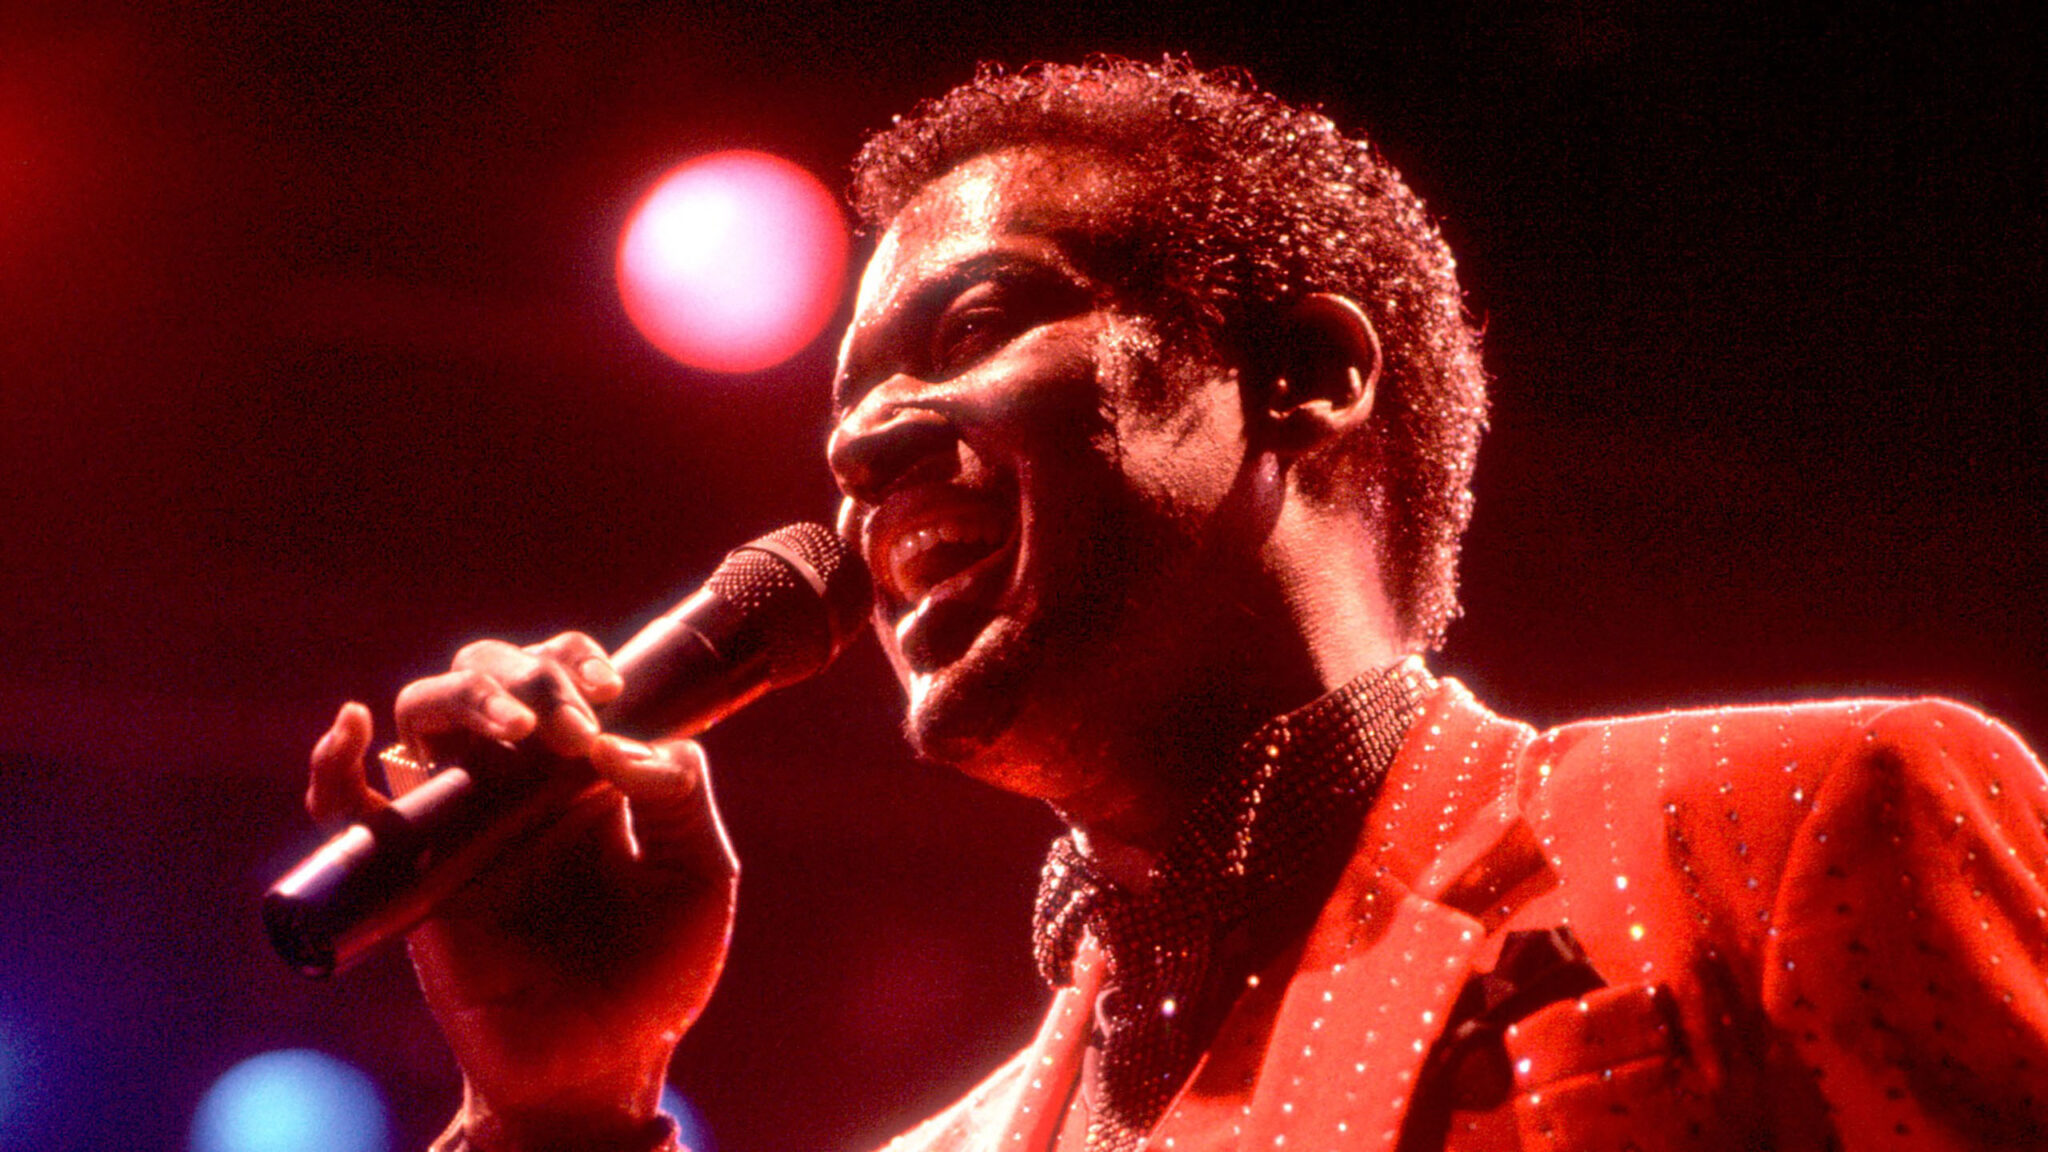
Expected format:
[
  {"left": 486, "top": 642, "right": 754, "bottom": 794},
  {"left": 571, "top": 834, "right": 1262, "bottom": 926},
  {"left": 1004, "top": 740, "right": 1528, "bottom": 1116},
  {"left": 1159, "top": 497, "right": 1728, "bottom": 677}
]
[
  {"left": 901, "top": 663, "right": 1021, "bottom": 768},
  {"left": 895, "top": 622, "right": 1066, "bottom": 793}
]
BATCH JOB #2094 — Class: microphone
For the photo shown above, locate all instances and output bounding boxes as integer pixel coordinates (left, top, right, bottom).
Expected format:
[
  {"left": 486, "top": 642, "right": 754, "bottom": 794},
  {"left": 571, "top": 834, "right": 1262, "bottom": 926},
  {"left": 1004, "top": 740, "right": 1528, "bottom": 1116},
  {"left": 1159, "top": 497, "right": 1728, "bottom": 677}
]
[{"left": 263, "top": 522, "right": 870, "bottom": 977}]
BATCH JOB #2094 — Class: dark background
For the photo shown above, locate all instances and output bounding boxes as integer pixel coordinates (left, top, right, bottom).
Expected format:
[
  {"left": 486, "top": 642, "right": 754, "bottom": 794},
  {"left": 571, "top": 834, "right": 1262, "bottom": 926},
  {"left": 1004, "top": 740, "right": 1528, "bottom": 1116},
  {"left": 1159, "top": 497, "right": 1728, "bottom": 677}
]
[{"left": 3, "top": 2, "right": 2042, "bottom": 1149}]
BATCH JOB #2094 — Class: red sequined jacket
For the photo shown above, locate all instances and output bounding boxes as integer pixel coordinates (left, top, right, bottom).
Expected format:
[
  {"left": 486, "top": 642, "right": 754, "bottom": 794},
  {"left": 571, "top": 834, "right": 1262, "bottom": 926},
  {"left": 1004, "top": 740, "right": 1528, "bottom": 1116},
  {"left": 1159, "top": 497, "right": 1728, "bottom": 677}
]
[{"left": 881, "top": 679, "right": 2048, "bottom": 1151}]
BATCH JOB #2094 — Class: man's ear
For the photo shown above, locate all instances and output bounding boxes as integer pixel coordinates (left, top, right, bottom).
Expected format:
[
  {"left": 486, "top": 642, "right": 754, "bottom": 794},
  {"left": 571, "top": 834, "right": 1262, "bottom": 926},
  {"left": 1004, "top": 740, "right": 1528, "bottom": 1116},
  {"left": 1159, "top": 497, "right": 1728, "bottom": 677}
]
[{"left": 1248, "top": 293, "right": 1381, "bottom": 453}]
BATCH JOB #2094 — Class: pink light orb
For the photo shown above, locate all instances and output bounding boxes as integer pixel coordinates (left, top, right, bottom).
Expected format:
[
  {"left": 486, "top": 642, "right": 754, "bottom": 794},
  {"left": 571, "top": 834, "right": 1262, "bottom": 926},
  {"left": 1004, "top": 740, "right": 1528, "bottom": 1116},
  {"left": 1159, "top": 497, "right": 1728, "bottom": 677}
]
[{"left": 617, "top": 151, "right": 849, "bottom": 374}]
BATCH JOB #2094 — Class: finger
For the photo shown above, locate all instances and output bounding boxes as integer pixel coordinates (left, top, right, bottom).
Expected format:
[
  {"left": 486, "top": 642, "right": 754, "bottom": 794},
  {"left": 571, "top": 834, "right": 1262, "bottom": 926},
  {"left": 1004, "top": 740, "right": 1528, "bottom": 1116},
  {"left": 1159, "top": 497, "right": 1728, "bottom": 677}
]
[
  {"left": 590, "top": 734, "right": 702, "bottom": 804},
  {"left": 447, "top": 637, "right": 535, "bottom": 679},
  {"left": 306, "top": 702, "right": 388, "bottom": 829},
  {"left": 527, "top": 631, "right": 624, "bottom": 707},
  {"left": 590, "top": 736, "right": 734, "bottom": 876},
  {"left": 395, "top": 669, "right": 537, "bottom": 756},
  {"left": 451, "top": 639, "right": 601, "bottom": 759}
]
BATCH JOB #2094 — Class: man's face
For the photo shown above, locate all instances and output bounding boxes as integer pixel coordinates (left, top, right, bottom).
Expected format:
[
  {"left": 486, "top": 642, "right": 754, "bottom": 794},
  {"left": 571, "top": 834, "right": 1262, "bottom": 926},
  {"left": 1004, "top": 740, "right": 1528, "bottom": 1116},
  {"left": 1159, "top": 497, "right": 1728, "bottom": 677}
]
[{"left": 828, "top": 146, "right": 1263, "bottom": 800}]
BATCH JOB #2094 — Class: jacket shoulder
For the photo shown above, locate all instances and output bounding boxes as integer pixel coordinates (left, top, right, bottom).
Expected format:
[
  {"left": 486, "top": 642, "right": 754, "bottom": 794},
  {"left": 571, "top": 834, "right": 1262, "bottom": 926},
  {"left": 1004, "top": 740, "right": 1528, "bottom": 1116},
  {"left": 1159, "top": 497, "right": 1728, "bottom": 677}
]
[
  {"left": 1503, "top": 694, "right": 2047, "bottom": 985},
  {"left": 1522, "top": 694, "right": 2040, "bottom": 806}
]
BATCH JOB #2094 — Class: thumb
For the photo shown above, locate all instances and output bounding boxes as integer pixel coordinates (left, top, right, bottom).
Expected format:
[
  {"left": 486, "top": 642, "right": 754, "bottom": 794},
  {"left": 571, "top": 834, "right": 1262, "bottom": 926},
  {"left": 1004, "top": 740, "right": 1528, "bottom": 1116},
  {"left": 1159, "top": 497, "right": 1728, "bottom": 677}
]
[
  {"left": 589, "top": 736, "right": 734, "bottom": 875},
  {"left": 306, "top": 702, "right": 387, "bottom": 829}
]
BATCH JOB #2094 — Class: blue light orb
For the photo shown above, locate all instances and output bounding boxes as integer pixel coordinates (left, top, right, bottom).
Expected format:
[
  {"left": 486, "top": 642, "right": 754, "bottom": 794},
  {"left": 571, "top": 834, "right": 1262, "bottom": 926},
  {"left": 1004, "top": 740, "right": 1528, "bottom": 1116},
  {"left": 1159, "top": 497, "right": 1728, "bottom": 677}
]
[
  {"left": 0, "top": 1020, "right": 20, "bottom": 1129},
  {"left": 191, "top": 1049, "right": 389, "bottom": 1152}
]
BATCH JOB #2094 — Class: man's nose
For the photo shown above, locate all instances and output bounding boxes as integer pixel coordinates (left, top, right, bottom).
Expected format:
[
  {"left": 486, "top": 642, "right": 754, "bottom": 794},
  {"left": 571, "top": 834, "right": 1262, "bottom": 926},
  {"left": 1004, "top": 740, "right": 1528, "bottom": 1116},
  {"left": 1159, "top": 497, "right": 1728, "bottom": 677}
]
[{"left": 827, "top": 380, "right": 960, "bottom": 504}]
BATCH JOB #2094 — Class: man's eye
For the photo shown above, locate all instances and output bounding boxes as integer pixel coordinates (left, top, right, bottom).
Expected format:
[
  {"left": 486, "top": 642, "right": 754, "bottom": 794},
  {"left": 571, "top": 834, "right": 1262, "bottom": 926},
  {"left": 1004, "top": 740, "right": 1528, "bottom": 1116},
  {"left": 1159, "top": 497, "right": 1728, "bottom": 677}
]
[{"left": 931, "top": 306, "right": 1012, "bottom": 376}]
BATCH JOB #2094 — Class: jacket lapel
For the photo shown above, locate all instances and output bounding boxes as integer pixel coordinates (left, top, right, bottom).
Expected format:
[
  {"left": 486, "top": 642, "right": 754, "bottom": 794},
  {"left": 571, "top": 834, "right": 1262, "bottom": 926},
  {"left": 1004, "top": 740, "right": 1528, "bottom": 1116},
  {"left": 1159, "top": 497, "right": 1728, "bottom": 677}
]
[
  {"left": 973, "top": 681, "right": 1555, "bottom": 1152},
  {"left": 982, "top": 938, "right": 1103, "bottom": 1152},
  {"left": 1226, "top": 681, "right": 1552, "bottom": 1151}
]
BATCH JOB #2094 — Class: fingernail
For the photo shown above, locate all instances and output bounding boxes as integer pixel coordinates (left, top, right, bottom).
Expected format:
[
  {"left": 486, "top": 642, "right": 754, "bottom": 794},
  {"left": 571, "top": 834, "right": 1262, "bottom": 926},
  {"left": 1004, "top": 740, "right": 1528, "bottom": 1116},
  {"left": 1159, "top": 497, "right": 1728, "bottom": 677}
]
[
  {"left": 560, "top": 703, "right": 599, "bottom": 739},
  {"left": 484, "top": 695, "right": 531, "bottom": 730},
  {"left": 578, "top": 657, "right": 620, "bottom": 688}
]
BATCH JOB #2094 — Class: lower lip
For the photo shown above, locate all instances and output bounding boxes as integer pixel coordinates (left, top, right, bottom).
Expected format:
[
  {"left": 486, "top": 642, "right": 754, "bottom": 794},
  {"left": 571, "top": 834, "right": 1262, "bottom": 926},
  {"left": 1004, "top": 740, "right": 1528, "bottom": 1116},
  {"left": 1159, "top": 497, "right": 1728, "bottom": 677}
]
[{"left": 892, "top": 540, "right": 1016, "bottom": 673}]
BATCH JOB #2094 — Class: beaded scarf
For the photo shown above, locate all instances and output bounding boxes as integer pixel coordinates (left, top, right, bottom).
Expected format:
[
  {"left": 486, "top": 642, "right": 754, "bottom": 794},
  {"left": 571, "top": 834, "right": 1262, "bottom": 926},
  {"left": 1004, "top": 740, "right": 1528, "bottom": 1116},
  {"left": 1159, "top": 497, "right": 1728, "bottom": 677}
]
[{"left": 1031, "top": 658, "right": 1435, "bottom": 1152}]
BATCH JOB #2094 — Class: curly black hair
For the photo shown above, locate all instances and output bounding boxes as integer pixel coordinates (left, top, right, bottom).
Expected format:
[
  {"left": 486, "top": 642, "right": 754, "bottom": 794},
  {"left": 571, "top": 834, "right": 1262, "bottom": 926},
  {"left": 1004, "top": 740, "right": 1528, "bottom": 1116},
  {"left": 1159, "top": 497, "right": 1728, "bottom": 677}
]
[{"left": 851, "top": 56, "right": 1487, "bottom": 650}]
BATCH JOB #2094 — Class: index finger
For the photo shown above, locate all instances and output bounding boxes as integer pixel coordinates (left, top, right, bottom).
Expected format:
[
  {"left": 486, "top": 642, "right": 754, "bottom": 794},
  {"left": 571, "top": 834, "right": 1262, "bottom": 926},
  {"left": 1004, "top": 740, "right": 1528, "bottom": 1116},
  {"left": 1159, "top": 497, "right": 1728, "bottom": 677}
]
[{"left": 525, "top": 630, "right": 624, "bottom": 707}]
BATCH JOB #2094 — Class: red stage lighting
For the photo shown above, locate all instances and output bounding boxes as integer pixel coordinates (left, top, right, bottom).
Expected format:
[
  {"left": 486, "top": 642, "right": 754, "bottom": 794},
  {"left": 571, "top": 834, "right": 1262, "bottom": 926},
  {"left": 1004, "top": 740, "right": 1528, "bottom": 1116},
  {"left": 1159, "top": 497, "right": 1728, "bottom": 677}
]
[{"left": 617, "top": 151, "right": 849, "bottom": 374}]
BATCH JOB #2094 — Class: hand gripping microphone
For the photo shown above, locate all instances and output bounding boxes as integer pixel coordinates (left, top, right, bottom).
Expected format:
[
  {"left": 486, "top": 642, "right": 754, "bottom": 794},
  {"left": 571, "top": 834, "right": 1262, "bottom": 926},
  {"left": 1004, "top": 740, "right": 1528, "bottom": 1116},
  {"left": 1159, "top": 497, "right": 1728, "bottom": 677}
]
[{"left": 263, "top": 522, "right": 870, "bottom": 977}]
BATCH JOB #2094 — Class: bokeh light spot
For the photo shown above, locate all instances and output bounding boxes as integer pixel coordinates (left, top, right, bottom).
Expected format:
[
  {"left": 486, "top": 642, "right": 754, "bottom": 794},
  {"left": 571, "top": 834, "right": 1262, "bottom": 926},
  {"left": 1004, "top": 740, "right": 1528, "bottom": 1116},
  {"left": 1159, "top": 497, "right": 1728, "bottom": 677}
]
[
  {"left": 190, "top": 1049, "right": 389, "bottom": 1152},
  {"left": 0, "top": 1019, "right": 19, "bottom": 1129},
  {"left": 618, "top": 151, "right": 849, "bottom": 374}
]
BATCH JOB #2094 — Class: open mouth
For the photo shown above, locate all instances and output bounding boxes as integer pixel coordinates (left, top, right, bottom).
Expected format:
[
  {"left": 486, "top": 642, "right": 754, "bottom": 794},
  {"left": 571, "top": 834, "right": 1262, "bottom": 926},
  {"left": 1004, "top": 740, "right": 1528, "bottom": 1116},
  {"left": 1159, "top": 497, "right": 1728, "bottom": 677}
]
[
  {"left": 881, "top": 500, "right": 1012, "bottom": 608},
  {"left": 867, "top": 493, "right": 1017, "bottom": 673}
]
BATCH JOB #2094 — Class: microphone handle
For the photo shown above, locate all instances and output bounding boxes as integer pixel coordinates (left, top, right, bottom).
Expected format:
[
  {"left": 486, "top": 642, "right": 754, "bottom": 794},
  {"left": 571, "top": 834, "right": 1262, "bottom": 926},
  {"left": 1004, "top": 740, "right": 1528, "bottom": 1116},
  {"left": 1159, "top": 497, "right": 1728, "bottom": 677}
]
[{"left": 264, "top": 746, "right": 603, "bottom": 977}]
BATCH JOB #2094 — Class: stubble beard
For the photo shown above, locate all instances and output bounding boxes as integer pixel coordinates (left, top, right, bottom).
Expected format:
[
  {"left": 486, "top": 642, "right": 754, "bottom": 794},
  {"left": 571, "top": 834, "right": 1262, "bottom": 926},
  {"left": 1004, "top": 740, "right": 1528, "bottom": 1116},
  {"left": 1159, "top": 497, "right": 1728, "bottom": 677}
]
[{"left": 895, "top": 323, "right": 1223, "bottom": 800}]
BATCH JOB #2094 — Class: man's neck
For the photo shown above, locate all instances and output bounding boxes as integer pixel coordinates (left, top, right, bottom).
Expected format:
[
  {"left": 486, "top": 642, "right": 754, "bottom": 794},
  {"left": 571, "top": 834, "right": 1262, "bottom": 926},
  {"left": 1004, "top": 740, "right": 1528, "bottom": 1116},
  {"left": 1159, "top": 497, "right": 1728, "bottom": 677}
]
[
  {"left": 1028, "top": 497, "right": 1411, "bottom": 858},
  {"left": 1054, "top": 654, "right": 1432, "bottom": 898},
  {"left": 1067, "top": 828, "right": 1159, "bottom": 893},
  {"left": 1047, "top": 636, "right": 1412, "bottom": 862}
]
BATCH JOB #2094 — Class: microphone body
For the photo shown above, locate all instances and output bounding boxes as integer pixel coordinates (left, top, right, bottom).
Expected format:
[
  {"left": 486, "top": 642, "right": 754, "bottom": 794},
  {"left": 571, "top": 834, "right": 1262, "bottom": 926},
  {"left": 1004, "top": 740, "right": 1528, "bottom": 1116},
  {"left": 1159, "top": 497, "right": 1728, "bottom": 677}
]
[{"left": 263, "top": 522, "right": 868, "bottom": 977}]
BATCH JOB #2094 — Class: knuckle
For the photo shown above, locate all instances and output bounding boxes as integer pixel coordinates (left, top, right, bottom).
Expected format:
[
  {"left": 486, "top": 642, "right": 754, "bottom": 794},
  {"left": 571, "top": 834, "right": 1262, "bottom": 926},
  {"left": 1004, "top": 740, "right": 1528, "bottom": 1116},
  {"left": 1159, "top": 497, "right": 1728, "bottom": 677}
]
[
  {"left": 451, "top": 637, "right": 520, "bottom": 673},
  {"left": 395, "top": 670, "right": 495, "bottom": 731},
  {"left": 541, "top": 630, "right": 601, "bottom": 658},
  {"left": 392, "top": 677, "right": 440, "bottom": 716},
  {"left": 453, "top": 669, "right": 509, "bottom": 707}
]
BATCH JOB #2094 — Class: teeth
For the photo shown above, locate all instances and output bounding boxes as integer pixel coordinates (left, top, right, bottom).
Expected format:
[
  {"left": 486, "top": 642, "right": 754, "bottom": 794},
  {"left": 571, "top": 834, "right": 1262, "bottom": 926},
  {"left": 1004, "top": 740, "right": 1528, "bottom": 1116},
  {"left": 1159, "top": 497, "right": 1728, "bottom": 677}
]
[{"left": 885, "top": 509, "right": 1007, "bottom": 601}]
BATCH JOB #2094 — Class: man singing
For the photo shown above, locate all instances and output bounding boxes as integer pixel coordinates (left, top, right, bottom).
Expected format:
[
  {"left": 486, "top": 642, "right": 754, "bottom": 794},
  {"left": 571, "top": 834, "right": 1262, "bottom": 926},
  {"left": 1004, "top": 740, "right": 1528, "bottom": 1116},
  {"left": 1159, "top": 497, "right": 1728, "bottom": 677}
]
[{"left": 306, "top": 58, "right": 2048, "bottom": 1151}]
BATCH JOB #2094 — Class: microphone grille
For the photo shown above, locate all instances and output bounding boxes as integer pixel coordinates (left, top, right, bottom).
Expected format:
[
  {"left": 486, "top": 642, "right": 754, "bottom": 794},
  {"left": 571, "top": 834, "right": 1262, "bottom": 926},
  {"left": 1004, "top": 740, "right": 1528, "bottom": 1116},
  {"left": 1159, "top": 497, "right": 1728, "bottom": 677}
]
[
  {"left": 765, "top": 521, "right": 859, "bottom": 592},
  {"left": 705, "top": 521, "right": 871, "bottom": 673},
  {"left": 706, "top": 542, "right": 805, "bottom": 612}
]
